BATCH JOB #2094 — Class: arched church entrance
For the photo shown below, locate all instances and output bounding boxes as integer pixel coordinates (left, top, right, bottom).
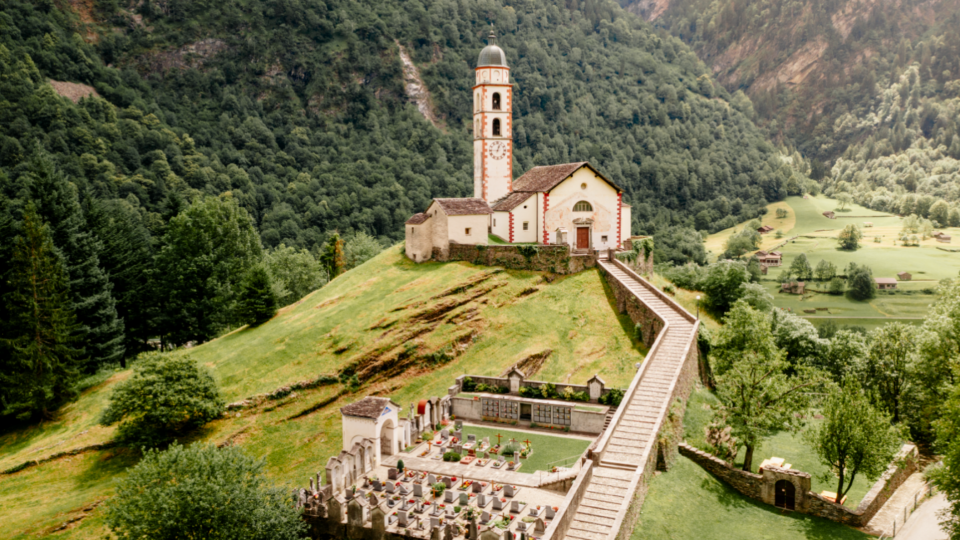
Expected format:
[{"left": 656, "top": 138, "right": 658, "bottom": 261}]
[
  {"left": 775, "top": 480, "right": 796, "bottom": 510},
  {"left": 380, "top": 419, "right": 396, "bottom": 457}
]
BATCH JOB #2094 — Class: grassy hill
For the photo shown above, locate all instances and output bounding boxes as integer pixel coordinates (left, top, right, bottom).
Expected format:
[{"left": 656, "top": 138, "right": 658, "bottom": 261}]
[
  {"left": 704, "top": 195, "right": 960, "bottom": 328},
  {"left": 0, "top": 247, "right": 645, "bottom": 539}
]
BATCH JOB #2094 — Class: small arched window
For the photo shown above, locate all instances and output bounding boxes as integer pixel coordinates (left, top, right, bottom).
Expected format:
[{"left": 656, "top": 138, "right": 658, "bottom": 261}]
[
  {"left": 573, "top": 201, "right": 593, "bottom": 212},
  {"left": 492, "top": 92, "right": 501, "bottom": 110},
  {"left": 492, "top": 118, "right": 501, "bottom": 136}
]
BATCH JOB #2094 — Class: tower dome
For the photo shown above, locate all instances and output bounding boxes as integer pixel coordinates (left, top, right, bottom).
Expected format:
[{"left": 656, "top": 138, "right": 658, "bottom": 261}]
[{"left": 477, "top": 31, "right": 507, "bottom": 67}]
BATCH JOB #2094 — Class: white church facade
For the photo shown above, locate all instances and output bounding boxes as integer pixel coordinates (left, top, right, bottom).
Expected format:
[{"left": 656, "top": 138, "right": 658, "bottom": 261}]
[{"left": 405, "top": 32, "right": 630, "bottom": 262}]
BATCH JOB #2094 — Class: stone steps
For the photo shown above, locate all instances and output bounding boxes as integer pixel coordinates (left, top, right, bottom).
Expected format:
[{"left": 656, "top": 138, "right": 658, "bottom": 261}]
[{"left": 561, "top": 262, "right": 695, "bottom": 540}]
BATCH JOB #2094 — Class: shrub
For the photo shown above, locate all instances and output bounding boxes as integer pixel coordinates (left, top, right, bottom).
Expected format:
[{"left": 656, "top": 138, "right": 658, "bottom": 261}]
[
  {"left": 100, "top": 352, "right": 224, "bottom": 447},
  {"left": 104, "top": 443, "right": 305, "bottom": 540},
  {"left": 237, "top": 265, "right": 278, "bottom": 326},
  {"left": 461, "top": 377, "right": 475, "bottom": 392},
  {"left": 397, "top": 459, "right": 405, "bottom": 473},
  {"left": 828, "top": 277, "right": 846, "bottom": 295},
  {"left": 599, "top": 388, "right": 625, "bottom": 407},
  {"left": 432, "top": 482, "right": 446, "bottom": 497},
  {"left": 443, "top": 452, "right": 461, "bottom": 462}
]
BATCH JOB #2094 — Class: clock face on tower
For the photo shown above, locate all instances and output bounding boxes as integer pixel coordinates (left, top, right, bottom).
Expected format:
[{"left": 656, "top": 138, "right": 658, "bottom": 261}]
[{"left": 489, "top": 141, "right": 508, "bottom": 160}]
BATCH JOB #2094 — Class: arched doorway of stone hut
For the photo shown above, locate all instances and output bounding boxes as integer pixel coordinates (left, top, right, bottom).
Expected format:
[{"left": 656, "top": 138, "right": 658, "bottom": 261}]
[{"left": 775, "top": 479, "right": 796, "bottom": 510}]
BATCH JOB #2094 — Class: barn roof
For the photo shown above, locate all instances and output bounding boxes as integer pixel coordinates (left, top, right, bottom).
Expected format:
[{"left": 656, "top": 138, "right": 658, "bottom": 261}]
[{"left": 875, "top": 278, "right": 898, "bottom": 285}]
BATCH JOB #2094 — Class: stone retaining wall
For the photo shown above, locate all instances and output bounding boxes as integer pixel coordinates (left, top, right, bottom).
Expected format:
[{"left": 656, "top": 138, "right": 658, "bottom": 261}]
[
  {"left": 678, "top": 442, "right": 919, "bottom": 528},
  {"left": 596, "top": 265, "right": 665, "bottom": 348},
  {"left": 435, "top": 243, "right": 599, "bottom": 275}
]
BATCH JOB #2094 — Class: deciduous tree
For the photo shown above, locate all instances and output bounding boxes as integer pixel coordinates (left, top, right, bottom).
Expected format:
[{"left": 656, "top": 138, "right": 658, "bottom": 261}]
[
  {"left": 700, "top": 260, "right": 752, "bottom": 314},
  {"left": 104, "top": 443, "right": 305, "bottom": 540},
  {"left": 846, "top": 263, "right": 876, "bottom": 300},
  {"left": 837, "top": 224, "right": 862, "bottom": 250},
  {"left": 237, "top": 266, "right": 278, "bottom": 326},
  {"left": 859, "top": 323, "right": 916, "bottom": 423},
  {"left": 807, "top": 380, "right": 901, "bottom": 501}
]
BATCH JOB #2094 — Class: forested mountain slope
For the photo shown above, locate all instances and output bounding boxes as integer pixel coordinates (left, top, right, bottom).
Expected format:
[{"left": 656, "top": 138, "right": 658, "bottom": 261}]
[
  {"left": 624, "top": 0, "right": 960, "bottom": 163},
  {"left": 1, "top": 0, "right": 797, "bottom": 248}
]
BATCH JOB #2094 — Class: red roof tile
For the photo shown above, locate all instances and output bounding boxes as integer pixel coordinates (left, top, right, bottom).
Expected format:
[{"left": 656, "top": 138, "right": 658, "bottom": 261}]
[{"left": 406, "top": 213, "right": 429, "bottom": 225}]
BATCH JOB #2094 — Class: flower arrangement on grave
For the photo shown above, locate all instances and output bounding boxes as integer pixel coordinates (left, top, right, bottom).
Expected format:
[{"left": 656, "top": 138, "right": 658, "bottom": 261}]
[
  {"left": 489, "top": 445, "right": 500, "bottom": 454},
  {"left": 459, "top": 480, "right": 472, "bottom": 491},
  {"left": 550, "top": 466, "right": 559, "bottom": 473},
  {"left": 476, "top": 459, "right": 488, "bottom": 466},
  {"left": 460, "top": 455, "right": 475, "bottom": 465},
  {"left": 492, "top": 483, "right": 503, "bottom": 492},
  {"left": 463, "top": 506, "right": 480, "bottom": 521},
  {"left": 431, "top": 483, "right": 446, "bottom": 498},
  {"left": 392, "top": 495, "right": 401, "bottom": 501}
]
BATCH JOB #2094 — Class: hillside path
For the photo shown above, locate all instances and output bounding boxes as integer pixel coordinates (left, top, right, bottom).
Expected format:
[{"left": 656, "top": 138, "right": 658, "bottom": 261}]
[{"left": 560, "top": 260, "right": 697, "bottom": 540}]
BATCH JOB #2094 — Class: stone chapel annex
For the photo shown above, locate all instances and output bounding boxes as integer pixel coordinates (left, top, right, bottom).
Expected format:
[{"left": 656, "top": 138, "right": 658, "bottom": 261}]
[{"left": 404, "top": 32, "right": 631, "bottom": 262}]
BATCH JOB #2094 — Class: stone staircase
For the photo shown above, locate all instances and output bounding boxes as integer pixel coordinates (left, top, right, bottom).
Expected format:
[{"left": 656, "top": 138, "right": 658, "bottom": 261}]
[
  {"left": 561, "top": 260, "right": 697, "bottom": 540},
  {"left": 602, "top": 408, "right": 616, "bottom": 431}
]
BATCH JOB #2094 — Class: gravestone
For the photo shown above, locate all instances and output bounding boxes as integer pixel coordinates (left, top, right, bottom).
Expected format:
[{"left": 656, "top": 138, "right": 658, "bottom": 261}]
[
  {"left": 497, "top": 454, "right": 505, "bottom": 463},
  {"left": 444, "top": 523, "right": 455, "bottom": 540},
  {"left": 388, "top": 468, "right": 399, "bottom": 480},
  {"left": 481, "top": 510, "right": 492, "bottom": 524},
  {"left": 535, "top": 518, "right": 546, "bottom": 533},
  {"left": 545, "top": 506, "right": 556, "bottom": 519},
  {"left": 399, "top": 510, "right": 410, "bottom": 527},
  {"left": 455, "top": 430, "right": 463, "bottom": 441},
  {"left": 328, "top": 497, "right": 343, "bottom": 523},
  {"left": 455, "top": 420, "right": 463, "bottom": 430},
  {"left": 467, "top": 520, "right": 479, "bottom": 540},
  {"left": 480, "top": 530, "right": 501, "bottom": 540},
  {"left": 428, "top": 474, "right": 438, "bottom": 485},
  {"left": 440, "top": 429, "right": 450, "bottom": 440},
  {"left": 467, "top": 434, "right": 477, "bottom": 443},
  {"left": 511, "top": 500, "right": 524, "bottom": 513},
  {"left": 492, "top": 497, "right": 503, "bottom": 511},
  {"left": 459, "top": 492, "right": 469, "bottom": 506},
  {"left": 368, "top": 492, "right": 379, "bottom": 507},
  {"left": 453, "top": 443, "right": 463, "bottom": 454},
  {"left": 504, "top": 485, "right": 518, "bottom": 497},
  {"left": 478, "top": 494, "right": 491, "bottom": 507},
  {"left": 414, "top": 484, "right": 424, "bottom": 497},
  {"left": 431, "top": 521, "right": 443, "bottom": 540},
  {"left": 443, "top": 477, "right": 453, "bottom": 489},
  {"left": 385, "top": 482, "right": 395, "bottom": 494},
  {"left": 472, "top": 482, "right": 484, "bottom": 494},
  {"left": 517, "top": 521, "right": 527, "bottom": 532},
  {"left": 444, "top": 490, "right": 455, "bottom": 503},
  {"left": 373, "top": 479, "right": 383, "bottom": 491},
  {"left": 484, "top": 452, "right": 490, "bottom": 459},
  {"left": 501, "top": 529, "right": 512, "bottom": 540}
]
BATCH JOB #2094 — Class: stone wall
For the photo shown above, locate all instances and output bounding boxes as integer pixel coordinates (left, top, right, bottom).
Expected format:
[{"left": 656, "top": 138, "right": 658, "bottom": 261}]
[
  {"left": 597, "top": 264, "right": 665, "bottom": 348},
  {"left": 435, "top": 243, "right": 600, "bottom": 275},
  {"left": 656, "top": 328, "right": 701, "bottom": 471},
  {"left": 678, "top": 442, "right": 920, "bottom": 528},
  {"left": 542, "top": 461, "right": 595, "bottom": 540}
]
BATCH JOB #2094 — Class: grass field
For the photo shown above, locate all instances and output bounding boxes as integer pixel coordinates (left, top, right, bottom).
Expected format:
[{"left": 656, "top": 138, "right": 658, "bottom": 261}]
[
  {"left": 457, "top": 425, "right": 591, "bottom": 473},
  {"left": 703, "top": 195, "right": 960, "bottom": 322},
  {"left": 0, "top": 247, "right": 645, "bottom": 539},
  {"left": 632, "top": 387, "right": 873, "bottom": 540}
]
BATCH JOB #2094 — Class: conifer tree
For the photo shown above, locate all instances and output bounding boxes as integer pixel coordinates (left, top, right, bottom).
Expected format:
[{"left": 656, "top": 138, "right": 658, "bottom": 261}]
[
  {"left": 237, "top": 266, "right": 278, "bottom": 326},
  {"left": 17, "top": 155, "right": 124, "bottom": 370},
  {"left": 320, "top": 232, "right": 346, "bottom": 278},
  {"left": 0, "top": 204, "right": 81, "bottom": 421},
  {"left": 84, "top": 198, "right": 156, "bottom": 360}
]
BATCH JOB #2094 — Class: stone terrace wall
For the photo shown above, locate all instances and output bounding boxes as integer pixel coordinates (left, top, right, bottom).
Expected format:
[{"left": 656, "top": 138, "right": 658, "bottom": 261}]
[
  {"left": 679, "top": 443, "right": 764, "bottom": 499},
  {"left": 597, "top": 265, "right": 665, "bottom": 348},
  {"left": 854, "top": 443, "right": 919, "bottom": 525},
  {"left": 436, "top": 243, "right": 599, "bottom": 275}
]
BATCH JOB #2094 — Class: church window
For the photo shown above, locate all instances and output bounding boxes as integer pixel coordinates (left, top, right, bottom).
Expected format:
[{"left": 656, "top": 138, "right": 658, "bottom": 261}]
[
  {"left": 601, "top": 235, "right": 608, "bottom": 243},
  {"left": 492, "top": 93, "right": 501, "bottom": 110},
  {"left": 465, "top": 227, "right": 472, "bottom": 236},
  {"left": 574, "top": 201, "right": 593, "bottom": 212},
  {"left": 492, "top": 119, "right": 501, "bottom": 136},
  {"left": 523, "top": 222, "right": 529, "bottom": 230}
]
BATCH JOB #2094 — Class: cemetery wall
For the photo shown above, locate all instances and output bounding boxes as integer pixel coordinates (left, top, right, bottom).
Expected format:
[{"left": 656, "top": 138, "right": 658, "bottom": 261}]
[
  {"left": 678, "top": 442, "right": 920, "bottom": 527},
  {"left": 435, "top": 243, "right": 600, "bottom": 275},
  {"left": 449, "top": 395, "right": 607, "bottom": 434},
  {"left": 656, "top": 331, "right": 701, "bottom": 471},
  {"left": 541, "top": 461, "right": 595, "bottom": 540}
]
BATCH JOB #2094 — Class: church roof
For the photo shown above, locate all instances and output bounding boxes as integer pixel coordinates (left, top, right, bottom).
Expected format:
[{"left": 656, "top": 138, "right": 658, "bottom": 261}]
[
  {"left": 406, "top": 212, "right": 429, "bottom": 225},
  {"left": 340, "top": 397, "right": 399, "bottom": 419},
  {"left": 490, "top": 192, "right": 534, "bottom": 212},
  {"left": 478, "top": 31, "right": 508, "bottom": 67},
  {"left": 432, "top": 198, "right": 493, "bottom": 216},
  {"left": 512, "top": 162, "right": 622, "bottom": 193}
]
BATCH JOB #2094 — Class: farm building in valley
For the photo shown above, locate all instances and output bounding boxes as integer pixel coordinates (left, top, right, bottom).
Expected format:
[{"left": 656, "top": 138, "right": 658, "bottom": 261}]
[
  {"left": 756, "top": 250, "right": 782, "bottom": 267},
  {"left": 781, "top": 281, "right": 805, "bottom": 295},
  {"left": 935, "top": 231, "right": 952, "bottom": 243},
  {"left": 757, "top": 225, "right": 774, "bottom": 234},
  {"left": 823, "top": 211, "right": 836, "bottom": 219},
  {"left": 897, "top": 272, "right": 912, "bottom": 281},
  {"left": 875, "top": 278, "right": 898, "bottom": 290}
]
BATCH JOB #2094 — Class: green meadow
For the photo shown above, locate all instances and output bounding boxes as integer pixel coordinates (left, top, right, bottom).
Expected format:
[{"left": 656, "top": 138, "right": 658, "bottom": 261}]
[{"left": 0, "top": 247, "right": 645, "bottom": 539}]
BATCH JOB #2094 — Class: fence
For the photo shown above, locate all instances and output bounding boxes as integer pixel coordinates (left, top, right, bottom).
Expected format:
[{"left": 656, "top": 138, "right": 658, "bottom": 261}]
[{"left": 881, "top": 483, "right": 936, "bottom": 539}]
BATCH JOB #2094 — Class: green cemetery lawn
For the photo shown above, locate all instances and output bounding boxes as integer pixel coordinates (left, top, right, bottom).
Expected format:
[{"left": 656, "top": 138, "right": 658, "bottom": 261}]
[
  {"left": 456, "top": 425, "right": 592, "bottom": 473},
  {"left": 634, "top": 387, "right": 873, "bottom": 540},
  {"left": 0, "top": 247, "right": 645, "bottom": 539}
]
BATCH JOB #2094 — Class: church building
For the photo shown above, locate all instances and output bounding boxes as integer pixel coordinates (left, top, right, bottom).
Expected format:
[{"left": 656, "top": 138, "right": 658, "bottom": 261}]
[{"left": 405, "top": 32, "right": 630, "bottom": 262}]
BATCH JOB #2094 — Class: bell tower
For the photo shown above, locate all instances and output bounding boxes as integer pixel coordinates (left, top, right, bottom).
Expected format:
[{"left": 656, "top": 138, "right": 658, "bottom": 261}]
[{"left": 473, "top": 31, "right": 512, "bottom": 203}]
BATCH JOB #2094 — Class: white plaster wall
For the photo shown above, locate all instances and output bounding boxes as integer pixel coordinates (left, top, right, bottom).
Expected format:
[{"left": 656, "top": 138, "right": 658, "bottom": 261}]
[
  {"left": 427, "top": 202, "right": 449, "bottom": 257},
  {"left": 546, "top": 168, "right": 620, "bottom": 250},
  {"left": 621, "top": 206, "right": 632, "bottom": 247},
  {"left": 405, "top": 220, "right": 433, "bottom": 262},
  {"left": 491, "top": 211, "right": 510, "bottom": 242},
  {"left": 447, "top": 214, "right": 489, "bottom": 245},
  {"left": 511, "top": 197, "right": 538, "bottom": 243},
  {"left": 475, "top": 67, "right": 510, "bottom": 84},
  {"left": 342, "top": 415, "right": 377, "bottom": 453},
  {"left": 537, "top": 192, "right": 547, "bottom": 244},
  {"left": 473, "top": 72, "right": 513, "bottom": 202}
]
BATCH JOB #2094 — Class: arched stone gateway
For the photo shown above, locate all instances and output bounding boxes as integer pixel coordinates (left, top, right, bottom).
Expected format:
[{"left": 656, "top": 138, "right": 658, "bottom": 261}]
[{"left": 775, "top": 479, "right": 796, "bottom": 510}]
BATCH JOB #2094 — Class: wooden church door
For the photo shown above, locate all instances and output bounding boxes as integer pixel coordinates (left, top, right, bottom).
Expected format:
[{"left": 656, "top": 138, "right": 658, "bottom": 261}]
[{"left": 576, "top": 227, "right": 589, "bottom": 249}]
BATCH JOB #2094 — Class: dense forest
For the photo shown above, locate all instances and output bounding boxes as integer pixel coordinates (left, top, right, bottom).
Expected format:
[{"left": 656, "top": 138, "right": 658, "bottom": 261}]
[
  {"left": 0, "top": 0, "right": 798, "bottom": 424},
  {"left": 625, "top": 0, "right": 960, "bottom": 221}
]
